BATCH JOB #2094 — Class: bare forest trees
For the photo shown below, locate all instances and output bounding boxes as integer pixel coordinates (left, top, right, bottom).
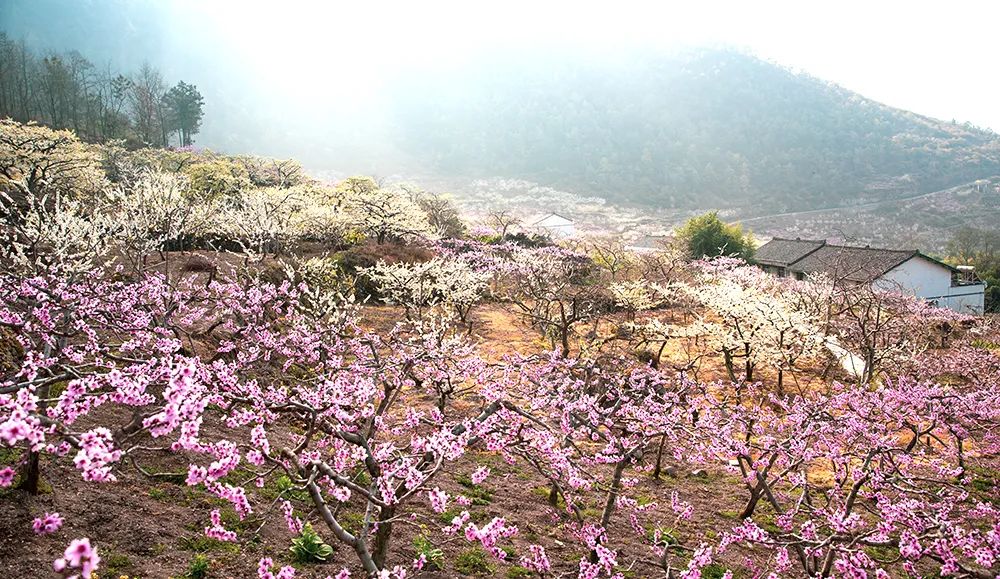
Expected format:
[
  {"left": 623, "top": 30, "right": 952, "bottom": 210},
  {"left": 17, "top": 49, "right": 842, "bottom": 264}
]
[
  {"left": 128, "top": 62, "right": 168, "bottom": 147},
  {"left": 486, "top": 209, "right": 521, "bottom": 240},
  {"left": 0, "top": 34, "right": 204, "bottom": 147}
]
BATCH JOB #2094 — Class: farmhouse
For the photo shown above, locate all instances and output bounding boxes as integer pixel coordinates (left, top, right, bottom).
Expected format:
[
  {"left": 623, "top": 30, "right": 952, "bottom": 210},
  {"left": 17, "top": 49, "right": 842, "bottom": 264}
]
[
  {"left": 755, "top": 238, "right": 986, "bottom": 314},
  {"left": 530, "top": 213, "right": 576, "bottom": 238}
]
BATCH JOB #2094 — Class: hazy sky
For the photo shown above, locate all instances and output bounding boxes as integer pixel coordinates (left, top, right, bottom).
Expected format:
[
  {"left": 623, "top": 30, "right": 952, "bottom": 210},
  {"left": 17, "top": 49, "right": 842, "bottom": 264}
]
[
  {"left": 3, "top": 0, "right": 999, "bottom": 159},
  {"left": 170, "top": 0, "right": 1000, "bottom": 131}
]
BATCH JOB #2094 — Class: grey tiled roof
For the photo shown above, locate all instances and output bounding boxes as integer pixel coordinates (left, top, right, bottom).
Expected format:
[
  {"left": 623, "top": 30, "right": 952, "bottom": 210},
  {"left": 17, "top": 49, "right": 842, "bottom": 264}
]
[
  {"left": 754, "top": 237, "right": 947, "bottom": 283},
  {"left": 754, "top": 238, "right": 827, "bottom": 267},
  {"left": 789, "top": 245, "right": 918, "bottom": 283}
]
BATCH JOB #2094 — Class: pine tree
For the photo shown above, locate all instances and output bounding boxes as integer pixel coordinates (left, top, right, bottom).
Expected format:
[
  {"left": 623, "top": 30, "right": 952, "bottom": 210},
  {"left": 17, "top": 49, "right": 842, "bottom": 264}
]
[{"left": 163, "top": 81, "right": 204, "bottom": 146}]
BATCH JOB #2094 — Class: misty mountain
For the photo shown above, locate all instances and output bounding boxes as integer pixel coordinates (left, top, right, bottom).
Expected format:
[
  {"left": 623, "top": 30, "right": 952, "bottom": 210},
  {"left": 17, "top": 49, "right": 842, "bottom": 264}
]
[
  {"left": 4, "top": 0, "right": 1000, "bottom": 217},
  {"left": 391, "top": 49, "right": 1000, "bottom": 215}
]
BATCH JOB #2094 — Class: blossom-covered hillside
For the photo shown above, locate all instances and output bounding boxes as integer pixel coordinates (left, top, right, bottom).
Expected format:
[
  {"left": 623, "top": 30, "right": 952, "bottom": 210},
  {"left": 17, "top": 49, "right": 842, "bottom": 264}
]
[{"left": 1, "top": 120, "right": 999, "bottom": 579}]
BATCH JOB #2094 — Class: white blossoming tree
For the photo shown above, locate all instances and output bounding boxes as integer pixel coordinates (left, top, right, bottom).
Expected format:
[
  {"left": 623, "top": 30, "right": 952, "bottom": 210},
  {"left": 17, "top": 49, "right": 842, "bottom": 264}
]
[
  {"left": 216, "top": 185, "right": 310, "bottom": 255},
  {"left": 107, "top": 170, "right": 217, "bottom": 276},
  {"left": 609, "top": 279, "right": 664, "bottom": 320},
  {"left": 0, "top": 189, "right": 113, "bottom": 278},
  {"left": 364, "top": 257, "right": 489, "bottom": 323},
  {"left": 343, "top": 183, "right": 434, "bottom": 244},
  {"left": 691, "top": 264, "right": 826, "bottom": 390}
]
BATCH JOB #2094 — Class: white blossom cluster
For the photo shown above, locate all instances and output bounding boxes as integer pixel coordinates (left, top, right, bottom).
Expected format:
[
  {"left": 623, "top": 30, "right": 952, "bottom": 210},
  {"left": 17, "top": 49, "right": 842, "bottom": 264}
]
[{"left": 363, "top": 257, "right": 489, "bottom": 321}]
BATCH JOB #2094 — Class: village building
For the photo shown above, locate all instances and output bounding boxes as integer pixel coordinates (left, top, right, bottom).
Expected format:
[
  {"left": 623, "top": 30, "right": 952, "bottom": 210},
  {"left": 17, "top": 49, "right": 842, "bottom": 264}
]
[
  {"left": 529, "top": 213, "right": 576, "bottom": 238},
  {"left": 755, "top": 238, "right": 986, "bottom": 314},
  {"left": 625, "top": 234, "right": 672, "bottom": 254}
]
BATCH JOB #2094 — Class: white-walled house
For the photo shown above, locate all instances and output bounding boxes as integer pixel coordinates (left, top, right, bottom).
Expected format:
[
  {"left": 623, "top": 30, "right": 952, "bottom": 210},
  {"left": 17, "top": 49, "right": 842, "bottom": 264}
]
[
  {"left": 530, "top": 213, "right": 576, "bottom": 238},
  {"left": 755, "top": 238, "right": 986, "bottom": 314},
  {"left": 877, "top": 258, "right": 985, "bottom": 314}
]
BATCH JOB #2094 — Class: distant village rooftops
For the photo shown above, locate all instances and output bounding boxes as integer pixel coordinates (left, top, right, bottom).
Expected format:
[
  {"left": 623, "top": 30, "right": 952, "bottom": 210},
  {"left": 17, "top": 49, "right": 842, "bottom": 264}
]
[{"left": 625, "top": 234, "right": 671, "bottom": 253}]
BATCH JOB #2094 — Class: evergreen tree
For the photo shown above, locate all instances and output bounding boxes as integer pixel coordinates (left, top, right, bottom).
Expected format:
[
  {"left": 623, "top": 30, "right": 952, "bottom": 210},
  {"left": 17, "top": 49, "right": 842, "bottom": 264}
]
[
  {"left": 677, "top": 211, "right": 755, "bottom": 260},
  {"left": 163, "top": 81, "right": 204, "bottom": 146}
]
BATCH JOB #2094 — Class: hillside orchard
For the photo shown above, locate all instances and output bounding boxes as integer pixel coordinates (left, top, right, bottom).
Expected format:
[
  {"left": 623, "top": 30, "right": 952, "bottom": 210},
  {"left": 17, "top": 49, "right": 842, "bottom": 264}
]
[{"left": 0, "top": 119, "right": 999, "bottom": 578}]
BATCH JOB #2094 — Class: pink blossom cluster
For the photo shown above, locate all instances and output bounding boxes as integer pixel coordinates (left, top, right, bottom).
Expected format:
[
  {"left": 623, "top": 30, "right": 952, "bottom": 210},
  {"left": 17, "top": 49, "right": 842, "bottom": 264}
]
[
  {"left": 463, "top": 516, "right": 518, "bottom": 559},
  {"left": 204, "top": 509, "right": 237, "bottom": 542},
  {"left": 32, "top": 512, "right": 64, "bottom": 535},
  {"left": 257, "top": 557, "right": 296, "bottom": 579},
  {"left": 53, "top": 538, "right": 99, "bottom": 578}
]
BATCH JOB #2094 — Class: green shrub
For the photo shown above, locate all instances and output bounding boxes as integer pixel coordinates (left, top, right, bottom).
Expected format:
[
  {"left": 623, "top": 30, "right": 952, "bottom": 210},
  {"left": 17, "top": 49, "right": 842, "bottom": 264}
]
[{"left": 290, "top": 523, "right": 334, "bottom": 563}]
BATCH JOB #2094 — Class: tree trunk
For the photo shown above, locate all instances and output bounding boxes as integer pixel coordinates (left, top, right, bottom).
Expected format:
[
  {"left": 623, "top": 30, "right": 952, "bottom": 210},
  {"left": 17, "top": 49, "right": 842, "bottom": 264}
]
[
  {"left": 723, "top": 351, "right": 737, "bottom": 382},
  {"left": 600, "top": 461, "right": 628, "bottom": 528},
  {"left": 590, "top": 460, "right": 628, "bottom": 563},
  {"left": 652, "top": 434, "right": 668, "bottom": 479},
  {"left": 18, "top": 382, "right": 49, "bottom": 494},
  {"left": 17, "top": 449, "right": 41, "bottom": 494},
  {"left": 739, "top": 483, "right": 763, "bottom": 519},
  {"left": 371, "top": 505, "right": 396, "bottom": 569},
  {"left": 654, "top": 342, "right": 668, "bottom": 370}
]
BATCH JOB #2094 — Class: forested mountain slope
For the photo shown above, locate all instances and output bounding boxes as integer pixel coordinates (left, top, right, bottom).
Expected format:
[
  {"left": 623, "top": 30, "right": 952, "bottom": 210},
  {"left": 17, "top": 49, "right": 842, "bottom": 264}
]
[{"left": 392, "top": 49, "right": 1000, "bottom": 214}]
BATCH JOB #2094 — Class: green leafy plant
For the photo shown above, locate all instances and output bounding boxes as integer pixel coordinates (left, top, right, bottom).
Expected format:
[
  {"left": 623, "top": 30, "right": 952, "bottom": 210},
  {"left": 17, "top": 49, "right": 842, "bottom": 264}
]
[
  {"left": 456, "top": 474, "right": 493, "bottom": 505},
  {"left": 413, "top": 534, "right": 445, "bottom": 570},
  {"left": 646, "top": 525, "right": 679, "bottom": 545},
  {"left": 702, "top": 564, "right": 735, "bottom": 579},
  {"left": 455, "top": 546, "right": 495, "bottom": 576},
  {"left": 507, "top": 566, "right": 534, "bottom": 578},
  {"left": 261, "top": 474, "right": 309, "bottom": 501},
  {"left": 184, "top": 553, "right": 211, "bottom": 579},
  {"left": 290, "top": 523, "right": 334, "bottom": 563}
]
